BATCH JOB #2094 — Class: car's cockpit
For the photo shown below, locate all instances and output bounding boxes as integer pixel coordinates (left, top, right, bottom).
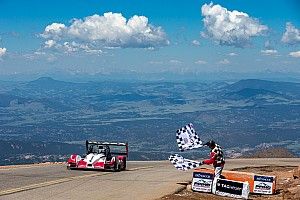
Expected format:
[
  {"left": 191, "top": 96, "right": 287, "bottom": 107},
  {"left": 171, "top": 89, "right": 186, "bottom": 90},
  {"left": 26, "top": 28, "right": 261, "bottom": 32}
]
[{"left": 87, "top": 144, "right": 111, "bottom": 159}]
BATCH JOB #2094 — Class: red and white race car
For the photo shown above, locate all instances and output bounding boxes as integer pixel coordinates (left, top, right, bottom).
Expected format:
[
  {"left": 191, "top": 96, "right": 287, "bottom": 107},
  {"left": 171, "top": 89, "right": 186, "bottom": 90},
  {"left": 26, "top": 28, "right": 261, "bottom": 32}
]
[{"left": 67, "top": 140, "right": 128, "bottom": 171}]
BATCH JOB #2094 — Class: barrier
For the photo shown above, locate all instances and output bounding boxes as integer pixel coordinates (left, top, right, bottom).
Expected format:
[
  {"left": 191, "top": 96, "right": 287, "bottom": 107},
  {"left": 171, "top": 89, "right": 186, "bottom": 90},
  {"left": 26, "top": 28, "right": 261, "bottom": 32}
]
[
  {"left": 193, "top": 168, "right": 276, "bottom": 194},
  {"left": 192, "top": 171, "right": 213, "bottom": 192}
]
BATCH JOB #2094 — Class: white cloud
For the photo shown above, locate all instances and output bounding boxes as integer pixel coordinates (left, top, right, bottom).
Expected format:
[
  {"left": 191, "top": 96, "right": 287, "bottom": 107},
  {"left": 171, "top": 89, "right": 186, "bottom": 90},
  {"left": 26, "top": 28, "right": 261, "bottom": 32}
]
[
  {"left": 282, "top": 22, "right": 300, "bottom": 45},
  {"left": 192, "top": 40, "right": 200, "bottom": 46},
  {"left": 62, "top": 41, "right": 100, "bottom": 53},
  {"left": 261, "top": 49, "right": 278, "bottom": 56},
  {"left": 42, "top": 23, "right": 66, "bottom": 40},
  {"left": 0, "top": 47, "right": 7, "bottom": 57},
  {"left": 195, "top": 60, "right": 207, "bottom": 65},
  {"left": 44, "top": 40, "right": 56, "bottom": 48},
  {"left": 289, "top": 51, "right": 300, "bottom": 58},
  {"left": 169, "top": 59, "right": 182, "bottom": 64},
  {"left": 228, "top": 52, "right": 237, "bottom": 56},
  {"left": 41, "top": 12, "right": 169, "bottom": 53},
  {"left": 218, "top": 59, "right": 230, "bottom": 65},
  {"left": 34, "top": 51, "right": 46, "bottom": 55},
  {"left": 201, "top": 3, "right": 268, "bottom": 47},
  {"left": 261, "top": 40, "right": 278, "bottom": 56},
  {"left": 43, "top": 39, "right": 103, "bottom": 54}
]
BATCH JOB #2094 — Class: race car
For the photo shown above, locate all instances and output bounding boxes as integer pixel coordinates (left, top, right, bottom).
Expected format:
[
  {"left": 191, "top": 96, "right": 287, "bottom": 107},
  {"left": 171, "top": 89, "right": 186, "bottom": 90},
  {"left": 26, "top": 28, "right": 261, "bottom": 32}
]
[{"left": 67, "top": 140, "right": 128, "bottom": 171}]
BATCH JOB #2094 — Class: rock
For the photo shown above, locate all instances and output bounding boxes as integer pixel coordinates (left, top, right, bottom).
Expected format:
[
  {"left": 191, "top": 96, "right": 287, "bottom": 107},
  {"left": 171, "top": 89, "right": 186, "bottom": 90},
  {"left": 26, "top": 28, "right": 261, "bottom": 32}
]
[
  {"left": 186, "top": 184, "right": 192, "bottom": 191},
  {"left": 293, "top": 166, "right": 300, "bottom": 179}
]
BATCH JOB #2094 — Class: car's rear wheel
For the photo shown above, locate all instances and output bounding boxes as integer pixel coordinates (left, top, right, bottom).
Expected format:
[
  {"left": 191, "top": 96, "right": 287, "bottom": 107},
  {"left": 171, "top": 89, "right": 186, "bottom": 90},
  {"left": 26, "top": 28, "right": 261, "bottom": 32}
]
[
  {"left": 113, "top": 157, "right": 121, "bottom": 172},
  {"left": 121, "top": 158, "right": 127, "bottom": 171}
]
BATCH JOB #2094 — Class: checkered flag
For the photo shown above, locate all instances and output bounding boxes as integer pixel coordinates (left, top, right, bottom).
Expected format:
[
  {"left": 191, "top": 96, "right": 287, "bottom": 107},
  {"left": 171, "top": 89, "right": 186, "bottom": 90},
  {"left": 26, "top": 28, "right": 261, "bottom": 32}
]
[
  {"left": 168, "top": 154, "right": 202, "bottom": 171},
  {"left": 176, "top": 123, "right": 202, "bottom": 151}
]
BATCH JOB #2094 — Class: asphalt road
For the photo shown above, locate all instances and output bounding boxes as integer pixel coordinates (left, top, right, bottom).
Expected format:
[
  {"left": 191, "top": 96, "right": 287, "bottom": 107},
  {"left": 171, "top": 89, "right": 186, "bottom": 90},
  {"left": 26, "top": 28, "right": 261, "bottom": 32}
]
[{"left": 0, "top": 158, "right": 299, "bottom": 200}]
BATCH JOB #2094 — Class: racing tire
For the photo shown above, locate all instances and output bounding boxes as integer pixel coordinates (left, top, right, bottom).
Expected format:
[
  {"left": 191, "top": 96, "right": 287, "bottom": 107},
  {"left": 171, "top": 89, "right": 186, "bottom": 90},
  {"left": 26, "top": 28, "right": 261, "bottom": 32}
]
[
  {"left": 121, "top": 158, "right": 127, "bottom": 171},
  {"left": 113, "top": 158, "right": 121, "bottom": 172}
]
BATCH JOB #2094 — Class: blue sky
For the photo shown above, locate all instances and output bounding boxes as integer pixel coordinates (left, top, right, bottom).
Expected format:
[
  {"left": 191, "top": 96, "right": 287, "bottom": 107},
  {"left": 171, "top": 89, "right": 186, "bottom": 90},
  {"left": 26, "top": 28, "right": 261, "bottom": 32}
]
[{"left": 0, "top": 0, "right": 300, "bottom": 80}]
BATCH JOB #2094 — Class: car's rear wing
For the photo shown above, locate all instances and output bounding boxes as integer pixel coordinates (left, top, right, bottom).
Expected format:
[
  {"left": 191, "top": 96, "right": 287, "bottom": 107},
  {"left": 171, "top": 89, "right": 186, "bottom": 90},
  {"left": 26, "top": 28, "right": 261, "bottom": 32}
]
[{"left": 85, "top": 140, "right": 128, "bottom": 156}]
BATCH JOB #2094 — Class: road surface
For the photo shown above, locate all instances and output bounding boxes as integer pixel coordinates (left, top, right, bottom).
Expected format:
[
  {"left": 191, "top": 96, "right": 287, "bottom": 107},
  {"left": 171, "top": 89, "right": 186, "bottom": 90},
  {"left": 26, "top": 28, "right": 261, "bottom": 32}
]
[{"left": 0, "top": 158, "right": 299, "bottom": 200}]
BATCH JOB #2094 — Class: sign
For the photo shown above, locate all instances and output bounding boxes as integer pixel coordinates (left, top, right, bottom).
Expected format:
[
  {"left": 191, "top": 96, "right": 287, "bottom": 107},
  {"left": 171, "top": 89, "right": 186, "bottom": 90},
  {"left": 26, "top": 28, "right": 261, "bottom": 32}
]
[
  {"left": 215, "top": 179, "right": 250, "bottom": 199},
  {"left": 192, "top": 172, "right": 213, "bottom": 193},
  {"left": 253, "top": 175, "right": 274, "bottom": 194}
]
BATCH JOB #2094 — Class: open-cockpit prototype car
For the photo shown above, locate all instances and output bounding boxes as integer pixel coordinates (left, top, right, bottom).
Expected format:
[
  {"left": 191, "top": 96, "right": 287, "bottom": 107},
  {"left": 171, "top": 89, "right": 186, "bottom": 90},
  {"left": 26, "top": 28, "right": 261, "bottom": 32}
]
[{"left": 67, "top": 140, "right": 128, "bottom": 171}]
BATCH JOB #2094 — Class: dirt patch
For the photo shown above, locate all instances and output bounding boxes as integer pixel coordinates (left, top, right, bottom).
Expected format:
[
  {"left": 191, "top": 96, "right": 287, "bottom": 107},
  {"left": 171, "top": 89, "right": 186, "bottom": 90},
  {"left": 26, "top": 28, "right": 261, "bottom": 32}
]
[
  {"left": 159, "top": 165, "right": 300, "bottom": 200},
  {"left": 161, "top": 190, "right": 232, "bottom": 200},
  {"left": 236, "top": 166, "right": 300, "bottom": 200}
]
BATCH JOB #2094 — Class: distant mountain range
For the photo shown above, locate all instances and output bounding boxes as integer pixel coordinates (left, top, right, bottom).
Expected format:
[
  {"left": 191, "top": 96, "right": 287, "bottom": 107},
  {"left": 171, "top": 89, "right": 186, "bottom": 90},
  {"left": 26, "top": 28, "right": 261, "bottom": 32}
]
[
  {"left": 226, "top": 79, "right": 300, "bottom": 97},
  {"left": 1, "top": 71, "right": 300, "bottom": 83},
  {"left": 0, "top": 78, "right": 299, "bottom": 164}
]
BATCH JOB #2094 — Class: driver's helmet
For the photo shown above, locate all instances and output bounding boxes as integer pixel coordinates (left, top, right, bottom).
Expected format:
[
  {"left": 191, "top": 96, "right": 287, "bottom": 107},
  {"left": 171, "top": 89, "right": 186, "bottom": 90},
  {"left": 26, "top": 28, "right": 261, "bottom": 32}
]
[
  {"left": 98, "top": 145, "right": 110, "bottom": 155},
  {"left": 88, "top": 146, "right": 94, "bottom": 153},
  {"left": 97, "top": 146, "right": 105, "bottom": 154}
]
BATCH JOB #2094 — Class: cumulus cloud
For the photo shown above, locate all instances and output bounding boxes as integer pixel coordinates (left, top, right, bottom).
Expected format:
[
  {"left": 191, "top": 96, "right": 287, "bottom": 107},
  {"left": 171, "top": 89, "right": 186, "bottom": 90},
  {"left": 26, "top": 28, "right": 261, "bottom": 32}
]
[
  {"left": 281, "top": 22, "right": 300, "bottom": 45},
  {"left": 218, "top": 59, "right": 230, "bottom": 65},
  {"left": 41, "top": 12, "right": 169, "bottom": 53},
  {"left": 42, "top": 23, "right": 66, "bottom": 40},
  {"left": 195, "top": 60, "right": 207, "bottom": 65},
  {"left": 0, "top": 47, "right": 7, "bottom": 57},
  {"left": 201, "top": 3, "right": 268, "bottom": 47},
  {"left": 44, "top": 40, "right": 56, "bottom": 48},
  {"left": 261, "top": 49, "right": 278, "bottom": 56},
  {"left": 289, "top": 51, "right": 300, "bottom": 58}
]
